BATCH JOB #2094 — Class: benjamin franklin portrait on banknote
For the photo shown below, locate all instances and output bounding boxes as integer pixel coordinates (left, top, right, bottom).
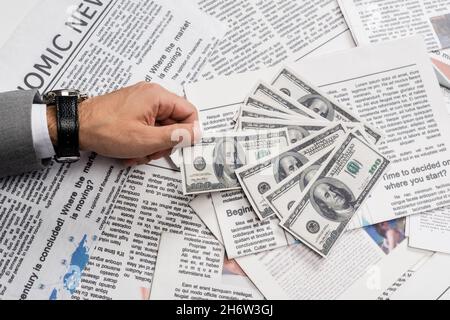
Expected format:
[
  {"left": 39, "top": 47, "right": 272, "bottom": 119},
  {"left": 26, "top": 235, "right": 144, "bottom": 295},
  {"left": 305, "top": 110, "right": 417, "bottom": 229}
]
[
  {"left": 213, "top": 137, "right": 246, "bottom": 186},
  {"left": 273, "top": 152, "right": 308, "bottom": 183},
  {"left": 298, "top": 94, "right": 335, "bottom": 121},
  {"left": 287, "top": 126, "right": 310, "bottom": 144},
  {"left": 299, "top": 164, "right": 320, "bottom": 191},
  {"left": 309, "top": 177, "right": 356, "bottom": 222}
]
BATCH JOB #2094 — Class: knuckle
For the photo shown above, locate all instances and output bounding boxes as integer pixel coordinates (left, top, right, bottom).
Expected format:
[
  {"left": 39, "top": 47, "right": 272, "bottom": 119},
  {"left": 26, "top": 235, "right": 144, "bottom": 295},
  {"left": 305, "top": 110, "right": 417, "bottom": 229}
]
[
  {"left": 135, "top": 81, "right": 149, "bottom": 89},
  {"left": 135, "top": 81, "right": 161, "bottom": 93}
]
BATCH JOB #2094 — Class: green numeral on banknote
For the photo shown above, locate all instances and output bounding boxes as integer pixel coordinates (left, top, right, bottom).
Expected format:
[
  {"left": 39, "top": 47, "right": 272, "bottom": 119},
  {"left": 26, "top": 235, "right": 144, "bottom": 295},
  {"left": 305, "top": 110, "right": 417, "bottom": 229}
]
[
  {"left": 369, "top": 159, "right": 382, "bottom": 175},
  {"left": 346, "top": 160, "right": 362, "bottom": 176}
]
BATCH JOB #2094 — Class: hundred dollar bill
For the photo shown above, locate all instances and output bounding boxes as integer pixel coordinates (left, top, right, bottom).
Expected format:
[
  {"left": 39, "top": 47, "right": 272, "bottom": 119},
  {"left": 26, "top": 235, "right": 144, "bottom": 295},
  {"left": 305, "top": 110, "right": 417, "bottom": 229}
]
[
  {"left": 181, "top": 129, "right": 290, "bottom": 195},
  {"left": 235, "top": 123, "right": 347, "bottom": 220},
  {"left": 240, "top": 106, "right": 288, "bottom": 120},
  {"left": 243, "top": 96, "right": 298, "bottom": 116},
  {"left": 271, "top": 67, "right": 383, "bottom": 144},
  {"left": 239, "top": 117, "right": 332, "bottom": 145},
  {"left": 233, "top": 96, "right": 301, "bottom": 130},
  {"left": 233, "top": 102, "right": 292, "bottom": 131},
  {"left": 264, "top": 151, "right": 332, "bottom": 219},
  {"left": 251, "top": 81, "right": 322, "bottom": 120},
  {"left": 280, "top": 132, "right": 390, "bottom": 257}
]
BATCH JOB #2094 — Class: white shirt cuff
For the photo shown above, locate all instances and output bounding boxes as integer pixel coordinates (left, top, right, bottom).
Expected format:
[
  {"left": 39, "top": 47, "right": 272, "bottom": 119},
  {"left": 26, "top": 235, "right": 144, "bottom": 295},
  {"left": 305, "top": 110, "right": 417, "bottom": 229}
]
[{"left": 31, "top": 104, "right": 55, "bottom": 160}]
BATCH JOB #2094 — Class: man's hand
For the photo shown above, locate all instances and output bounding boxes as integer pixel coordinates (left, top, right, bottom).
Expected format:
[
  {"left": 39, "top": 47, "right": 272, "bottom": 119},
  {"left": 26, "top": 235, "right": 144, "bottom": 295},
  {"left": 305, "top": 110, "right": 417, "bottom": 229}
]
[{"left": 47, "top": 82, "right": 201, "bottom": 166}]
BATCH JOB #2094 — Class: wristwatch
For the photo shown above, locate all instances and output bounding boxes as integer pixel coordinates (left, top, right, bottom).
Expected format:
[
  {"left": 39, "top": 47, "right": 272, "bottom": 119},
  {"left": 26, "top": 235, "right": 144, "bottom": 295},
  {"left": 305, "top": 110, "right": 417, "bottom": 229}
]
[{"left": 42, "top": 89, "right": 88, "bottom": 163}]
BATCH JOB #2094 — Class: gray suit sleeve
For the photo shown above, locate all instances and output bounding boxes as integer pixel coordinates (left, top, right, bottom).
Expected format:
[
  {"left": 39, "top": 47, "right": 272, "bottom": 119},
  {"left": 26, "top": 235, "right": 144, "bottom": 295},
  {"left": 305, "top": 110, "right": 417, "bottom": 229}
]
[{"left": 0, "top": 89, "right": 50, "bottom": 178}]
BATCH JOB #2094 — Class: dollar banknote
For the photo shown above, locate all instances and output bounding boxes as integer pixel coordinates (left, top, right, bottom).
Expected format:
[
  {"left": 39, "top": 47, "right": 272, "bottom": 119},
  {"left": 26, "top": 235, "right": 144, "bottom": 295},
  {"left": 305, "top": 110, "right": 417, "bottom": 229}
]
[
  {"left": 233, "top": 96, "right": 300, "bottom": 129},
  {"left": 264, "top": 151, "right": 332, "bottom": 219},
  {"left": 239, "top": 107, "right": 287, "bottom": 120},
  {"left": 238, "top": 117, "right": 332, "bottom": 145},
  {"left": 181, "top": 130, "right": 290, "bottom": 195},
  {"left": 280, "top": 132, "right": 390, "bottom": 257},
  {"left": 236, "top": 124, "right": 347, "bottom": 220},
  {"left": 251, "top": 82, "right": 322, "bottom": 120},
  {"left": 243, "top": 96, "right": 296, "bottom": 116},
  {"left": 271, "top": 67, "right": 383, "bottom": 144}
]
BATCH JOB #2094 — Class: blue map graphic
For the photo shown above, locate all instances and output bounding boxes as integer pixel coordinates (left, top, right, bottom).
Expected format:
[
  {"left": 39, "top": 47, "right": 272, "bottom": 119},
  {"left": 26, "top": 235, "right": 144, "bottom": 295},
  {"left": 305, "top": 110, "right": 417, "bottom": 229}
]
[
  {"left": 49, "top": 288, "right": 58, "bottom": 300},
  {"left": 49, "top": 234, "right": 90, "bottom": 300}
]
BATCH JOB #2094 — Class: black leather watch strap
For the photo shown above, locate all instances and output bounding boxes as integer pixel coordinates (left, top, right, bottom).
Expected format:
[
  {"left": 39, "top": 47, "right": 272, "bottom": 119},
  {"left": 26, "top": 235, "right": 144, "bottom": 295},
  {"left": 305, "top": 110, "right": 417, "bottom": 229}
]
[{"left": 55, "top": 95, "right": 80, "bottom": 162}]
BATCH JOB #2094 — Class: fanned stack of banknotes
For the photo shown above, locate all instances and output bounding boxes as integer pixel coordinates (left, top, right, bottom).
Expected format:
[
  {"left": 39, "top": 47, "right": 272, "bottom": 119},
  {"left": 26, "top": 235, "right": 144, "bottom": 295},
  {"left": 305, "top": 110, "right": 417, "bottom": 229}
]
[{"left": 180, "top": 67, "right": 391, "bottom": 257}]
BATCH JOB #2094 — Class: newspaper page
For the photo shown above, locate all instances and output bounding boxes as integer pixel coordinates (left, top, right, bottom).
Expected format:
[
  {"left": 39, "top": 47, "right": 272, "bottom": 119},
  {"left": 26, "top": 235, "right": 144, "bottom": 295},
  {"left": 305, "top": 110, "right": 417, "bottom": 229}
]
[
  {"left": 338, "top": 0, "right": 450, "bottom": 52},
  {"left": 190, "top": 194, "right": 430, "bottom": 300},
  {"left": 190, "top": 194, "right": 225, "bottom": 245},
  {"left": 211, "top": 190, "right": 293, "bottom": 259},
  {"left": 0, "top": 155, "right": 128, "bottom": 299},
  {"left": 0, "top": 0, "right": 224, "bottom": 299},
  {"left": 150, "top": 232, "right": 263, "bottom": 300},
  {"left": 197, "top": 0, "right": 354, "bottom": 80},
  {"left": 71, "top": 164, "right": 213, "bottom": 300},
  {"left": 442, "top": 86, "right": 450, "bottom": 113},
  {"left": 408, "top": 207, "right": 450, "bottom": 254},
  {"left": 190, "top": 0, "right": 357, "bottom": 136},
  {"left": 406, "top": 85, "right": 450, "bottom": 253},
  {"left": 186, "top": 37, "right": 450, "bottom": 228},
  {"left": 391, "top": 252, "right": 450, "bottom": 300},
  {"left": 375, "top": 253, "right": 432, "bottom": 300},
  {"left": 238, "top": 220, "right": 430, "bottom": 300}
]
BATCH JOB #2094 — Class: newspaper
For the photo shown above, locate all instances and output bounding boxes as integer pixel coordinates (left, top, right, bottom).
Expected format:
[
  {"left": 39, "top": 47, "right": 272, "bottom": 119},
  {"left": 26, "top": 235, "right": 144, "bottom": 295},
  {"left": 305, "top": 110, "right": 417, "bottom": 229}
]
[
  {"left": 408, "top": 207, "right": 450, "bottom": 254},
  {"left": 190, "top": 194, "right": 225, "bottom": 245},
  {"left": 190, "top": 193, "right": 430, "bottom": 299},
  {"left": 189, "top": 0, "right": 357, "bottom": 138},
  {"left": 0, "top": 154, "right": 128, "bottom": 299},
  {"left": 0, "top": 0, "right": 224, "bottom": 299},
  {"left": 210, "top": 190, "right": 293, "bottom": 259},
  {"left": 239, "top": 223, "right": 431, "bottom": 300},
  {"left": 150, "top": 233, "right": 263, "bottom": 300},
  {"left": 339, "top": 0, "right": 450, "bottom": 52},
  {"left": 443, "top": 86, "right": 450, "bottom": 108},
  {"left": 72, "top": 164, "right": 213, "bottom": 300},
  {"left": 197, "top": 0, "right": 353, "bottom": 80},
  {"left": 376, "top": 253, "right": 432, "bottom": 300},
  {"left": 339, "top": 0, "right": 450, "bottom": 88},
  {"left": 391, "top": 253, "right": 450, "bottom": 300},
  {"left": 408, "top": 77, "right": 450, "bottom": 248}
]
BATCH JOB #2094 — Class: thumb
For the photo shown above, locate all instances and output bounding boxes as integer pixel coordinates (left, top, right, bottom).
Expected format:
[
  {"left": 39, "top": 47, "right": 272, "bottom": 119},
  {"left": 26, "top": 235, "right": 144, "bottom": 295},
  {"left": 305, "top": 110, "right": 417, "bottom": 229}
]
[{"left": 149, "top": 122, "right": 202, "bottom": 152}]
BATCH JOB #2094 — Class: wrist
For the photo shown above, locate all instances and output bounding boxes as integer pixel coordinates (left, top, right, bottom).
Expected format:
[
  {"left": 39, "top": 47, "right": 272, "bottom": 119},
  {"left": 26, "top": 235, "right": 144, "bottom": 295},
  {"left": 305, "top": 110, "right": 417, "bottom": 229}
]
[
  {"left": 46, "top": 98, "right": 92, "bottom": 151},
  {"left": 46, "top": 105, "right": 57, "bottom": 146},
  {"left": 78, "top": 98, "right": 94, "bottom": 151}
]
